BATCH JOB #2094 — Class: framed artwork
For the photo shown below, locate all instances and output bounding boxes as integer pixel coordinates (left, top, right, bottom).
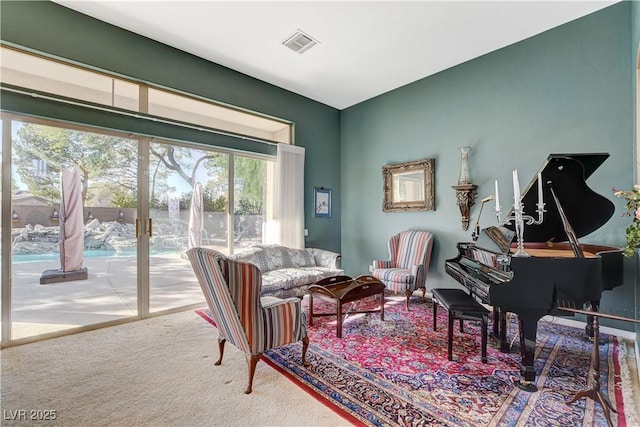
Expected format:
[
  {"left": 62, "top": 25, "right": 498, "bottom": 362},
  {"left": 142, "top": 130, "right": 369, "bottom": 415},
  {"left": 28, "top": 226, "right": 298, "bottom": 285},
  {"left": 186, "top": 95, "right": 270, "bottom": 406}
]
[{"left": 314, "top": 187, "right": 331, "bottom": 218}]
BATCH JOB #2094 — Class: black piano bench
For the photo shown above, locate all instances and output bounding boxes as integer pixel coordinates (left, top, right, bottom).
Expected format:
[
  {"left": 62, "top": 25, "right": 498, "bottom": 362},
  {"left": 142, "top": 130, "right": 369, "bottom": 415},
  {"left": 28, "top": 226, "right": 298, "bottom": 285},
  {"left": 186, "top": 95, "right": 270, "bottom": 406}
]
[{"left": 431, "top": 288, "right": 489, "bottom": 363}]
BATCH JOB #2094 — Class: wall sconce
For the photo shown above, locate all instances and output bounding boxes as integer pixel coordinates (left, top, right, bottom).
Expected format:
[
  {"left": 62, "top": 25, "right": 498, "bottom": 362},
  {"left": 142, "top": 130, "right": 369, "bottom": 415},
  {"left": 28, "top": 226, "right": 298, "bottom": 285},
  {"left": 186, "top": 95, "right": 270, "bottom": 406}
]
[
  {"left": 50, "top": 208, "right": 59, "bottom": 222},
  {"left": 117, "top": 210, "right": 125, "bottom": 223},
  {"left": 452, "top": 146, "right": 477, "bottom": 231},
  {"left": 452, "top": 184, "right": 478, "bottom": 231},
  {"left": 11, "top": 210, "right": 19, "bottom": 222}
]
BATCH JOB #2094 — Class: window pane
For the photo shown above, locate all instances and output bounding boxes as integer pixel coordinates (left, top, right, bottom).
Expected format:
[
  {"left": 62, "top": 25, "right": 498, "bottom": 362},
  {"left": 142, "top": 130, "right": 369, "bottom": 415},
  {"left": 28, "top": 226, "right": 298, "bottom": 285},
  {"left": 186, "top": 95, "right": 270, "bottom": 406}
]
[
  {"left": 10, "top": 120, "right": 139, "bottom": 339},
  {"left": 1, "top": 47, "right": 139, "bottom": 111},
  {"left": 233, "top": 156, "right": 268, "bottom": 252},
  {"left": 148, "top": 88, "right": 291, "bottom": 143},
  {"left": 148, "top": 141, "right": 228, "bottom": 312}
]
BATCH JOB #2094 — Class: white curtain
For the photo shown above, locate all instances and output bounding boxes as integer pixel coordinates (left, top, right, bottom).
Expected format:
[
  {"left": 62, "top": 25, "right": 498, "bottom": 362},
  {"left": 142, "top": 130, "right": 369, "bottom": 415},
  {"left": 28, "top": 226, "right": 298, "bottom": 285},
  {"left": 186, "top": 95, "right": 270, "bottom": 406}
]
[{"left": 266, "top": 144, "right": 305, "bottom": 248}]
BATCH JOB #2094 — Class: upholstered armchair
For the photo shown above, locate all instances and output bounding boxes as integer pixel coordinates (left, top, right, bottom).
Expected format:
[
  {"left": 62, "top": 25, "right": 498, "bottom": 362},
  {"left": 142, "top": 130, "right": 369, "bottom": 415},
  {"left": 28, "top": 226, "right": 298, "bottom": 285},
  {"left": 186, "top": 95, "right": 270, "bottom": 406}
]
[
  {"left": 371, "top": 230, "right": 434, "bottom": 309},
  {"left": 187, "top": 247, "right": 309, "bottom": 394}
]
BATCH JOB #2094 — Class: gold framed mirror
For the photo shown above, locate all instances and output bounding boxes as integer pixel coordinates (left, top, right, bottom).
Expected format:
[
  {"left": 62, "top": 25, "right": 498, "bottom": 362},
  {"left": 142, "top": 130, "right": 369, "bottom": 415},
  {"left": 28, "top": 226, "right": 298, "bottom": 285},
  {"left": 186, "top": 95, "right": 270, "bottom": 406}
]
[{"left": 382, "top": 158, "right": 435, "bottom": 212}]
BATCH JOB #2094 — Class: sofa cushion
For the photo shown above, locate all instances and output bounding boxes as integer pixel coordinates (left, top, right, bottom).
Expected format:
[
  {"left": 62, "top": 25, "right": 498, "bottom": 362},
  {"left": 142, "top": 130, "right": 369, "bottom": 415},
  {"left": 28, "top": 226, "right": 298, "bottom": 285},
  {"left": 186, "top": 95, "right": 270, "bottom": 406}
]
[
  {"left": 228, "top": 247, "right": 269, "bottom": 272},
  {"left": 244, "top": 245, "right": 313, "bottom": 271},
  {"left": 287, "top": 248, "right": 315, "bottom": 268},
  {"left": 259, "top": 245, "right": 288, "bottom": 271},
  {"left": 261, "top": 266, "right": 339, "bottom": 295}
]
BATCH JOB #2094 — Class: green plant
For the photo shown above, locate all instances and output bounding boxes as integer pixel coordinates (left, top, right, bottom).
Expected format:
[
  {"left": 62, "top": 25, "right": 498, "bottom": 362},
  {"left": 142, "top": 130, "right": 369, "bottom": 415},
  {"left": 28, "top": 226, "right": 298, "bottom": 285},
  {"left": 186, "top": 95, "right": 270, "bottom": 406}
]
[{"left": 613, "top": 185, "right": 640, "bottom": 256}]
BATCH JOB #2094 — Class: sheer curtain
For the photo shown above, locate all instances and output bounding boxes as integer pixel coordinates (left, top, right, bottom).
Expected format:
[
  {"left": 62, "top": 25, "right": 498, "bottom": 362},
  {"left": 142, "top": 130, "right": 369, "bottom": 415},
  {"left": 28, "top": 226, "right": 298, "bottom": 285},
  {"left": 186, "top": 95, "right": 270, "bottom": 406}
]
[{"left": 265, "top": 144, "right": 305, "bottom": 248}]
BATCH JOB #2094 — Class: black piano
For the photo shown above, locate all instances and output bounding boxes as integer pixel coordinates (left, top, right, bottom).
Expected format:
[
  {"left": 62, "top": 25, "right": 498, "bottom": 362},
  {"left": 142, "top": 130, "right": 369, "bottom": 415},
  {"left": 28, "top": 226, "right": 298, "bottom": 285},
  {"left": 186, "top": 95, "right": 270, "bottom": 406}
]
[{"left": 445, "top": 153, "right": 623, "bottom": 391}]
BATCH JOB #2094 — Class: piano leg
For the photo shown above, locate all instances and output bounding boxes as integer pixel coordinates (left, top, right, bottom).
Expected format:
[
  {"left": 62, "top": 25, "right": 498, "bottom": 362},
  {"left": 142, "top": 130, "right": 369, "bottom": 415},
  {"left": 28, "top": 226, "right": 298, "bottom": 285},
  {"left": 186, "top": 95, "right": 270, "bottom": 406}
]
[
  {"left": 513, "top": 312, "right": 543, "bottom": 392},
  {"left": 497, "top": 308, "right": 509, "bottom": 353},
  {"left": 491, "top": 308, "right": 509, "bottom": 352}
]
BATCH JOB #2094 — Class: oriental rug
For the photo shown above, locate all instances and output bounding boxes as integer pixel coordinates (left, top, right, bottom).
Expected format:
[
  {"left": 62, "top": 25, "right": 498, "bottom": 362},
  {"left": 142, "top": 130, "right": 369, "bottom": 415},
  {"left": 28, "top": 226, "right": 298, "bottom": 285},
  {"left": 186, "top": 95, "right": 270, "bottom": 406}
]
[{"left": 197, "top": 296, "right": 637, "bottom": 426}]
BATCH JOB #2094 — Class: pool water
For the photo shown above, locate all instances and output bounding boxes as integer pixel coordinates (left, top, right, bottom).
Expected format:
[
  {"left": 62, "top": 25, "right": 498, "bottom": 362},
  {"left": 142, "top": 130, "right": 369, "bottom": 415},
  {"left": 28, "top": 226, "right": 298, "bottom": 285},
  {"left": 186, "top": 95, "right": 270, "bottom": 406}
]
[{"left": 10, "top": 249, "right": 175, "bottom": 264}]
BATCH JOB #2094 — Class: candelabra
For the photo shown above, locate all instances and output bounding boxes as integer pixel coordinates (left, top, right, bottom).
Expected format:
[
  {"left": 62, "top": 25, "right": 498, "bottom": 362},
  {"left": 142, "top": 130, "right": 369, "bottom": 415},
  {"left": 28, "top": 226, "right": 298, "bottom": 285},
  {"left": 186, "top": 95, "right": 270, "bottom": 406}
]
[{"left": 502, "top": 200, "right": 545, "bottom": 257}]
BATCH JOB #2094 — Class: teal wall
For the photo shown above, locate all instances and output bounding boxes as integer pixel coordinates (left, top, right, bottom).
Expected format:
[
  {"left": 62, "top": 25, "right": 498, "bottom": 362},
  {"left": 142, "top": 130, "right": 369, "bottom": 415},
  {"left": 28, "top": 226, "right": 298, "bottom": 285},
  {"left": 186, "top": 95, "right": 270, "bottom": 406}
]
[
  {"left": 0, "top": 0, "right": 342, "bottom": 252},
  {"left": 631, "top": 0, "right": 639, "bottom": 343},
  {"left": 341, "top": 2, "right": 635, "bottom": 330}
]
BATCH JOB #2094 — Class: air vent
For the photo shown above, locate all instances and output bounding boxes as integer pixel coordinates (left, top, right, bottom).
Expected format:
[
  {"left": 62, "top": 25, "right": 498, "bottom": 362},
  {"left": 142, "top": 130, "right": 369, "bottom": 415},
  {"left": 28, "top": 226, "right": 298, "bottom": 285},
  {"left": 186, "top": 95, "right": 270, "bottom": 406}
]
[{"left": 282, "top": 30, "right": 319, "bottom": 54}]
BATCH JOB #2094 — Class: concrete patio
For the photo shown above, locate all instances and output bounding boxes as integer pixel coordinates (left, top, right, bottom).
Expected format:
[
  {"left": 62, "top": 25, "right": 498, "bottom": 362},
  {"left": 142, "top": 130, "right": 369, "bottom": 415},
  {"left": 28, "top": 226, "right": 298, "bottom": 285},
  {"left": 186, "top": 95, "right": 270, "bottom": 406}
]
[{"left": 8, "top": 252, "right": 204, "bottom": 340}]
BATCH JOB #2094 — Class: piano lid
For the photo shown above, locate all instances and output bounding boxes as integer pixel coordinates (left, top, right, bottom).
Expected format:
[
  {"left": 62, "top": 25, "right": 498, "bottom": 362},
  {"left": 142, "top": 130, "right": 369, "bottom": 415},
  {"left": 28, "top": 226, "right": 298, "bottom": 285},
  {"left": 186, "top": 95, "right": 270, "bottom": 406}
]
[{"left": 503, "top": 153, "right": 615, "bottom": 243}]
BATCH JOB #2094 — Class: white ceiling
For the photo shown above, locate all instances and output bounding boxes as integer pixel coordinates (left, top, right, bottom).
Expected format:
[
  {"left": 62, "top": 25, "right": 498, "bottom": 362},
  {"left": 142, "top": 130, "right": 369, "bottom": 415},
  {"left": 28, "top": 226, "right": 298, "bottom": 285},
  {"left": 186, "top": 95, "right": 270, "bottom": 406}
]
[{"left": 54, "top": 1, "right": 617, "bottom": 110}]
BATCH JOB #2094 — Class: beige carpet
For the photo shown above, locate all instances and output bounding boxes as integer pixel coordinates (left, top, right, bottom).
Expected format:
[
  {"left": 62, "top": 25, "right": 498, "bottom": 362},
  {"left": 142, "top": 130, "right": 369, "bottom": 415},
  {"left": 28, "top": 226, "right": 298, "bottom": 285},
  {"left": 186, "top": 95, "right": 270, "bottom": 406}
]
[{"left": 1, "top": 310, "right": 348, "bottom": 427}]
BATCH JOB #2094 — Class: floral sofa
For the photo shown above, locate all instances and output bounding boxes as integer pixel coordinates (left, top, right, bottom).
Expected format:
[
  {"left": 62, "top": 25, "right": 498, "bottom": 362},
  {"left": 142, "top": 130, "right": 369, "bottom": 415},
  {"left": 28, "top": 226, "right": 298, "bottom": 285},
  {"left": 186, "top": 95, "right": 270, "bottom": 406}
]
[{"left": 228, "top": 244, "right": 343, "bottom": 299}]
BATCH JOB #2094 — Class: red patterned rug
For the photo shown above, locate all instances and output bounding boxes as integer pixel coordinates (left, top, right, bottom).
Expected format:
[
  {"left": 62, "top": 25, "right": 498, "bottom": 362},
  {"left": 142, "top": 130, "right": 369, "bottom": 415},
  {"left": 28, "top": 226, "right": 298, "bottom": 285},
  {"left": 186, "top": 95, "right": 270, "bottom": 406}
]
[{"left": 197, "top": 295, "right": 637, "bottom": 426}]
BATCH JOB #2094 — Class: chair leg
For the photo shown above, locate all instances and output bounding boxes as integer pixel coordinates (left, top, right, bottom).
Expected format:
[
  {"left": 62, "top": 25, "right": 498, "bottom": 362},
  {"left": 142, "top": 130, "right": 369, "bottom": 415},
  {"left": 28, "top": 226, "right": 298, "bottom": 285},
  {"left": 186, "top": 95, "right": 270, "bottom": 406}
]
[
  {"left": 421, "top": 287, "right": 426, "bottom": 301},
  {"left": 215, "top": 338, "right": 226, "bottom": 365},
  {"left": 432, "top": 299, "right": 438, "bottom": 331},
  {"left": 404, "top": 289, "right": 412, "bottom": 310},
  {"left": 301, "top": 336, "right": 310, "bottom": 366},
  {"left": 245, "top": 353, "right": 262, "bottom": 394},
  {"left": 481, "top": 315, "right": 488, "bottom": 363},
  {"left": 447, "top": 312, "right": 454, "bottom": 361}
]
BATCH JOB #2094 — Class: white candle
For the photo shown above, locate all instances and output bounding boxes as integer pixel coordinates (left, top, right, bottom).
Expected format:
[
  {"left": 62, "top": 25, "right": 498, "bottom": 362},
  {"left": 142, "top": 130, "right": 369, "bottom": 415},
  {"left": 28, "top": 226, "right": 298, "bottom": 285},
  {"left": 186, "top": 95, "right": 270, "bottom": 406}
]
[
  {"left": 537, "top": 172, "right": 543, "bottom": 205},
  {"left": 513, "top": 169, "right": 521, "bottom": 211},
  {"left": 494, "top": 179, "right": 500, "bottom": 212}
]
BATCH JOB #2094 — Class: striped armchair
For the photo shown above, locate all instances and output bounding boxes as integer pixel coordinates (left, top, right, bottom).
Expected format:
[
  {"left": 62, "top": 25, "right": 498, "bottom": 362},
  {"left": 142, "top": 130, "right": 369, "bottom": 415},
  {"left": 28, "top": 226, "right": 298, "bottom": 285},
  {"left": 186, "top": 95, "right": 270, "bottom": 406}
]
[
  {"left": 372, "top": 230, "right": 434, "bottom": 310},
  {"left": 187, "top": 247, "right": 309, "bottom": 394}
]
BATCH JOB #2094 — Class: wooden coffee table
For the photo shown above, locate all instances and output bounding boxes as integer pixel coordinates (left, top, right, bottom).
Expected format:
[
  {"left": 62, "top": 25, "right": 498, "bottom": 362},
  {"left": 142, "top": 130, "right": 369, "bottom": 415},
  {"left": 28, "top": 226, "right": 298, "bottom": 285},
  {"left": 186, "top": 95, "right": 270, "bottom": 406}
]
[{"left": 308, "top": 275, "right": 385, "bottom": 338}]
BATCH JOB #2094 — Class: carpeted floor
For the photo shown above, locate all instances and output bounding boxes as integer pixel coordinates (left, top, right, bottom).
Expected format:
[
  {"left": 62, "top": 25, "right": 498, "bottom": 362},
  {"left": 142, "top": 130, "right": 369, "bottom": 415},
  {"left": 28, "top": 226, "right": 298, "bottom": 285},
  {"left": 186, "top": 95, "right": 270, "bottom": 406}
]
[
  {"left": 0, "top": 309, "right": 347, "bottom": 427},
  {"left": 199, "top": 295, "right": 640, "bottom": 426},
  {"left": 2, "top": 295, "right": 638, "bottom": 427}
]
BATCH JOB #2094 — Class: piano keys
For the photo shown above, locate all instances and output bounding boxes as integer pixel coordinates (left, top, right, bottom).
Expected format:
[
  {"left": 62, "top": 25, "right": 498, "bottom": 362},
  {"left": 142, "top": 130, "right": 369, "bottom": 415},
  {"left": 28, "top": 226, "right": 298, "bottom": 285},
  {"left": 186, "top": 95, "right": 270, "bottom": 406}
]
[{"left": 444, "top": 153, "right": 623, "bottom": 391}]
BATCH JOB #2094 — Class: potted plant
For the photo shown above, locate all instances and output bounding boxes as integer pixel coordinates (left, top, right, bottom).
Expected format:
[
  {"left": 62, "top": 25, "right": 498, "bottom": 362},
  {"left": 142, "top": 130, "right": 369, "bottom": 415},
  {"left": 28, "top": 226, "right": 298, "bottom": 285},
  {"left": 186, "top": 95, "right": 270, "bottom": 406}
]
[{"left": 613, "top": 184, "right": 640, "bottom": 256}]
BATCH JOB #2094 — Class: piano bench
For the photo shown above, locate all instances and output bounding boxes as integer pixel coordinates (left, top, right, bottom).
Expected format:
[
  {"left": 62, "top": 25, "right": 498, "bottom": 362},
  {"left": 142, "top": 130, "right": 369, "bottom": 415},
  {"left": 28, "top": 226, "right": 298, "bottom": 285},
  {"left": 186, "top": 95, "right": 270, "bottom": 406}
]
[{"left": 431, "top": 288, "right": 489, "bottom": 363}]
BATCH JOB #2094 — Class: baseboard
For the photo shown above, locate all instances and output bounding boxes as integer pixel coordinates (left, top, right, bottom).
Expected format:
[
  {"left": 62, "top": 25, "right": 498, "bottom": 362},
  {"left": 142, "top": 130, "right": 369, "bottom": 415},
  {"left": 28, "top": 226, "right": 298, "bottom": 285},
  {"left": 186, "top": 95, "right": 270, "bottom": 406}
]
[
  {"left": 541, "top": 315, "right": 637, "bottom": 341},
  {"left": 637, "top": 340, "right": 640, "bottom": 389}
]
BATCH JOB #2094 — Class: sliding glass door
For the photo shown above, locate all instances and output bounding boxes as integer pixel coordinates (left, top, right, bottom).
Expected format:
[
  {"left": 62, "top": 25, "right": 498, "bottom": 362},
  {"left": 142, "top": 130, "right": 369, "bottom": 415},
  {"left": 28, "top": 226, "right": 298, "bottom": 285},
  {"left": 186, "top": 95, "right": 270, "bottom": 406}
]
[
  {"left": 9, "top": 119, "right": 139, "bottom": 340},
  {"left": 146, "top": 141, "right": 272, "bottom": 312},
  {"left": 147, "top": 141, "right": 228, "bottom": 312},
  {"left": 1, "top": 114, "right": 275, "bottom": 344},
  {"left": 232, "top": 156, "right": 268, "bottom": 253}
]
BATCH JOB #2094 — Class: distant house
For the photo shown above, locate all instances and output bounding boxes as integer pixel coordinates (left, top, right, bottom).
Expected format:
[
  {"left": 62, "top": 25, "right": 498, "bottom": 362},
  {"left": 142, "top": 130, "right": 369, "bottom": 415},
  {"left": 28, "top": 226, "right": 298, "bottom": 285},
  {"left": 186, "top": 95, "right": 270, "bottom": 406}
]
[{"left": 11, "top": 191, "right": 53, "bottom": 206}]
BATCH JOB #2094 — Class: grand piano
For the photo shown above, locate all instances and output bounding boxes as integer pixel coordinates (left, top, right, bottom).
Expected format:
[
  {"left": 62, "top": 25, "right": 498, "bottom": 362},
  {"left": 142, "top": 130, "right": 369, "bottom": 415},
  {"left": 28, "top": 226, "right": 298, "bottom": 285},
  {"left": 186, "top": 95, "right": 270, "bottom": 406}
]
[{"left": 445, "top": 153, "right": 623, "bottom": 391}]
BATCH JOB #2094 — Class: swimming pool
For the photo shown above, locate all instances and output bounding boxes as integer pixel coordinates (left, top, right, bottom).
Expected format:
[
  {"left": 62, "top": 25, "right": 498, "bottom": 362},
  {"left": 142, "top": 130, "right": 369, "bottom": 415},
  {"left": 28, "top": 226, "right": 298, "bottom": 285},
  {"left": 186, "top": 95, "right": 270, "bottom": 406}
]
[{"left": 9, "top": 249, "right": 176, "bottom": 264}]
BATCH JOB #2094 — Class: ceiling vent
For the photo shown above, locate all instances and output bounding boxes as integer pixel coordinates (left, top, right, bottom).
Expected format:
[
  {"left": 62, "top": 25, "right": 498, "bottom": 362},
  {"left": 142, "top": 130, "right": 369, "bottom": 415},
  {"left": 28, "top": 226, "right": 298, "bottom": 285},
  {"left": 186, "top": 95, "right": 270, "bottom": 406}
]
[{"left": 282, "top": 30, "right": 319, "bottom": 54}]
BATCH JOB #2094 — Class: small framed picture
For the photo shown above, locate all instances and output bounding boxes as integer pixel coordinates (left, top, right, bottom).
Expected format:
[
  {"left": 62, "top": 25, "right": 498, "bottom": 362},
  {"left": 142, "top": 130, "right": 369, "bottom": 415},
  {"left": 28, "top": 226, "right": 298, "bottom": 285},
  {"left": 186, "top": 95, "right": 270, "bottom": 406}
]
[{"left": 314, "top": 187, "right": 331, "bottom": 218}]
